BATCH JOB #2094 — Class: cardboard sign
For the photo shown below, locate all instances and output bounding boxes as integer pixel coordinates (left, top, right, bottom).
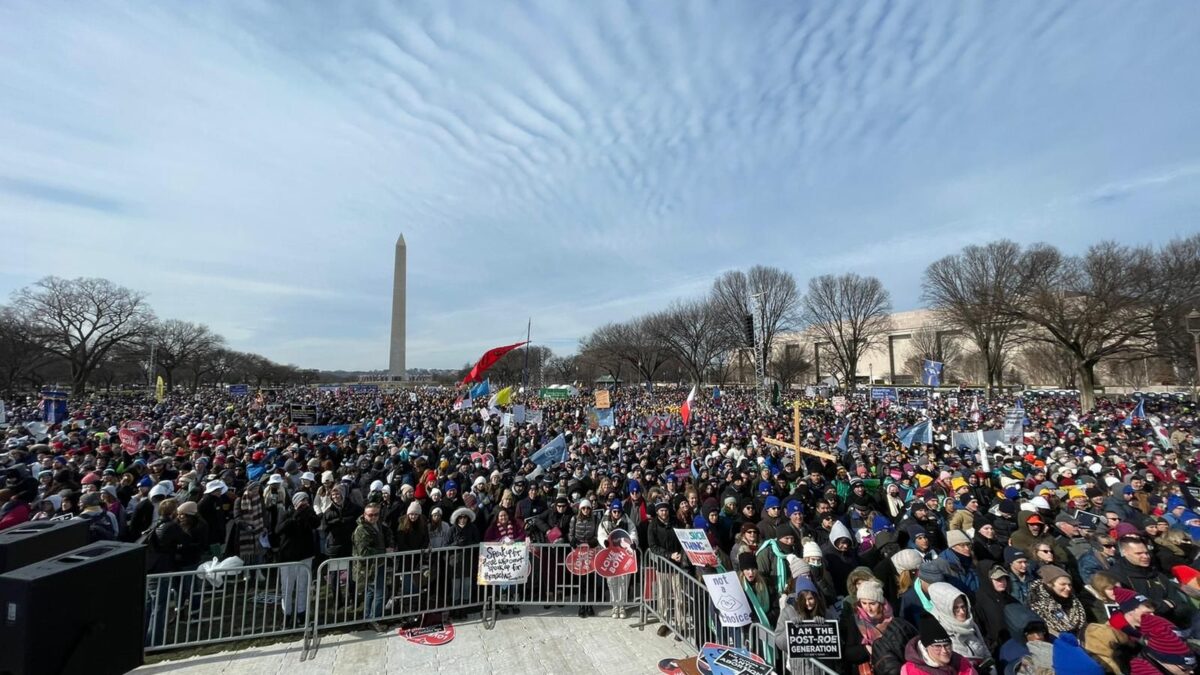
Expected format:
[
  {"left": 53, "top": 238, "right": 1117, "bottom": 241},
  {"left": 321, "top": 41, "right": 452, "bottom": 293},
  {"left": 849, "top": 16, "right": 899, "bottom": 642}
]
[
  {"left": 785, "top": 621, "right": 841, "bottom": 659},
  {"left": 477, "top": 542, "right": 531, "bottom": 586},
  {"left": 595, "top": 389, "right": 611, "bottom": 409},
  {"left": 594, "top": 546, "right": 638, "bottom": 577},
  {"left": 527, "top": 409, "right": 544, "bottom": 425},
  {"left": 702, "top": 572, "right": 751, "bottom": 627},
  {"left": 399, "top": 622, "right": 455, "bottom": 646},
  {"left": 566, "top": 545, "right": 597, "bottom": 575},
  {"left": 675, "top": 528, "right": 719, "bottom": 567},
  {"left": 831, "top": 396, "right": 846, "bottom": 414}
]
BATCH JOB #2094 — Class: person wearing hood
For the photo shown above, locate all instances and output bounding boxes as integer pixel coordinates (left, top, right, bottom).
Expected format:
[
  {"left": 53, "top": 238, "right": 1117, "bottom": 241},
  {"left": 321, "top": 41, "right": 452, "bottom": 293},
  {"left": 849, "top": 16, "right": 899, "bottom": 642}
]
[
  {"left": 822, "top": 519, "right": 861, "bottom": 593},
  {"left": 901, "top": 615, "right": 980, "bottom": 675},
  {"left": 940, "top": 530, "right": 979, "bottom": 593},
  {"left": 900, "top": 559, "right": 953, "bottom": 628},
  {"left": 863, "top": 514, "right": 905, "bottom": 569},
  {"left": 927, "top": 582, "right": 992, "bottom": 669},
  {"left": 996, "top": 606, "right": 1051, "bottom": 675},
  {"left": 449, "top": 506, "right": 481, "bottom": 619},
  {"left": 973, "top": 563, "right": 1015, "bottom": 655}
]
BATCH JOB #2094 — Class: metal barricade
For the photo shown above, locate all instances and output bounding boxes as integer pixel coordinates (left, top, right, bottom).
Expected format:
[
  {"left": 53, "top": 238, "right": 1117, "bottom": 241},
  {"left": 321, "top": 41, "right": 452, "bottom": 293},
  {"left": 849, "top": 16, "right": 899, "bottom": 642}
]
[
  {"left": 144, "top": 560, "right": 311, "bottom": 652},
  {"left": 639, "top": 553, "right": 750, "bottom": 653},
  {"left": 746, "top": 622, "right": 842, "bottom": 675},
  {"left": 303, "top": 545, "right": 479, "bottom": 660},
  {"left": 483, "top": 543, "right": 644, "bottom": 621}
]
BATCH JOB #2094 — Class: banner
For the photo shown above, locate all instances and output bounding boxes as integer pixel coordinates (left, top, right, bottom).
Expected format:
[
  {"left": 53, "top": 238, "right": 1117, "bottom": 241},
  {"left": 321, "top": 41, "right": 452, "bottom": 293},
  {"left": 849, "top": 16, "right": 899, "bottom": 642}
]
[
  {"left": 529, "top": 433, "right": 568, "bottom": 469},
  {"left": 870, "top": 387, "right": 897, "bottom": 402},
  {"left": 952, "top": 430, "right": 1007, "bottom": 450},
  {"left": 297, "top": 424, "right": 354, "bottom": 436},
  {"left": 646, "top": 415, "right": 672, "bottom": 437},
  {"left": 1003, "top": 402, "right": 1024, "bottom": 443},
  {"left": 229, "top": 384, "right": 250, "bottom": 396},
  {"left": 118, "top": 421, "right": 150, "bottom": 454},
  {"left": 155, "top": 376, "right": 165, "bottom": 403},
  {"left": 921, "top": 360, "right": 943, "bottom": 387},
  {"left": 594, "top": 389, "right": 611, "bottom": 409},
  {"left": 831, "top": 396, "right": 846, "bottom": 414},
  {"left": 596, "top": 408, "right": 615, "bottom": 429},
  {"left": 675, "top": 528, "right": 718, "bottom": 567},
  {"left": 702, "top": 572, "right": 752, "bottom": 628},
  {"left": 348, "top": 384, "right": 379, "bottom": 393},
  {"left": 0, "top": 400, "right": 6, "bottom": 425},
  {"left": 477, "top": 542, "right": 531, "bottom": 585},
  {"left": 907, "top": 399, "right": 927, "bottom": 410},
  {"left": 41, "top": 390, "right": 69, "bottom": 424}
]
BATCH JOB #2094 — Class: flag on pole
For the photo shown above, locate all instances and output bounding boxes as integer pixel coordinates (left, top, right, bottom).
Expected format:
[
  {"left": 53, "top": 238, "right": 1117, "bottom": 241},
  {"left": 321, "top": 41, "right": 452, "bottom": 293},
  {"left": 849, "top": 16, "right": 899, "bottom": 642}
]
[
  {"left": 453, "top": 393, "right": 472, "bottom": 411},
  {"left": 712, "top": 386, "right": 722, "bottom": 404},
  {"left": 921, "top": 360, "right": 943, "bottom": 387},
  {"left": 529, "top": 433, "right": 568, "bottom": 469},
  {"left": 461, "top": 341, "right": 529, "bottom": 384},
  {"left": 155, "top": 376, "right": 165, "bottom": 403},
  {"left": 835, "top": 422, "right": 851, "bottom": 454},
  {"left": 470, "top": 379, "right": 491, "bottom": 399},
  {"left": 1149, "top": 416, "right": 1173, "bottom": 450},
  {"left": 681, "top": 385, "right": 697, "bottom": 426},
  {"left": 1123, "top": 398, "right": 1145, "bottom": 427},
  {"left": 898, "top": 419, "right": 933, "bottom": 448},
  {"left": 489, "top": 385, "right": 513, "bottom": 408}
]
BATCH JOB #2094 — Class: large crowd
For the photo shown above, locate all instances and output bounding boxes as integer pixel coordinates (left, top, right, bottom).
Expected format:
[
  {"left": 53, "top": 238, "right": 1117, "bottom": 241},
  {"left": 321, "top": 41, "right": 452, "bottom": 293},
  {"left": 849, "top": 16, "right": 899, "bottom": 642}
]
[{"left": 1, "top": 383, "right": 1199, "bottom": 675}]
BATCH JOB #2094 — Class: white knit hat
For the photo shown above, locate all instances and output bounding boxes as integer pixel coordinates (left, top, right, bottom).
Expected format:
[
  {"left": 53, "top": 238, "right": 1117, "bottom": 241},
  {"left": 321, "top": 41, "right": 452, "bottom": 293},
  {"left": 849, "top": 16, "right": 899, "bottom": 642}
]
[{"left": 802, "top": 541, "right": 823, "bottom": 558}]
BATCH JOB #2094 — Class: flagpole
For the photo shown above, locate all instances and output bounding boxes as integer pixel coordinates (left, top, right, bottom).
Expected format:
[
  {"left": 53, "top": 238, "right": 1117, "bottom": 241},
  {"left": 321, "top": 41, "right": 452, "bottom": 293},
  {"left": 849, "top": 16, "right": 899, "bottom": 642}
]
[{"left": 522, "top": 318, "right": 531, "bottom": 392}]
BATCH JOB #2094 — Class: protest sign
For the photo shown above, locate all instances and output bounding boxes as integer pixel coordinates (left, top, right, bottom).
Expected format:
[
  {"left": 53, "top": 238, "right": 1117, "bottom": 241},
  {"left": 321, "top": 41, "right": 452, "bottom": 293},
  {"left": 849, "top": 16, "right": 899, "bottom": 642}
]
[
  {"left": 526, "top": 409, "right": 543, "bottom": 425},
  {"left": 700, "top": 643, "right": 770, "bottom": 675},
  {"left": 597, "top": 408, "right": 615, "bottom": 428},
  {"left": 399, "top": 622, "right": 455, "bottom": 646},
  {"left": 229, "top": 384, "right": 249, "bottom": 396},
  {"left": 594, "top": 546, "right": 638, "bottom": 577},
  {"left": 870, "top": 387, "right": 897, "bottom": 402},
  {"left": 289, "top": 403, "right": 318, "bottom": 425},
  {"left": 646, "top": 415, "right": 672, "bottom": 437},
  {"left": 1003, "top": 403, "right": 1025, "bottom": 442},
  {"left": 594, "top": 389, "right": 611, "bottom": 409},
  {"left": 702, "top": 572, "right": 751, "bottom": 628},
  {"left": 477, "top": 542, "right": 531, "bottom": 585},
  {"left": 831, "top": 396, "right": 846, "bottom": 413},
  {"left": 513, "top": 404, "right": 526, "bottom": 423},
  {"left": 565, "top": 545, "right": 596, "bottom": 576},
  {"left": 785, "top": 621, "right": 842, "bottom": 659},
  {"left": 675, "top": 528, "right": 718, "bottom": 567},
  {"left": 41, "top": 390, "right": 68, "bottom": 424}
]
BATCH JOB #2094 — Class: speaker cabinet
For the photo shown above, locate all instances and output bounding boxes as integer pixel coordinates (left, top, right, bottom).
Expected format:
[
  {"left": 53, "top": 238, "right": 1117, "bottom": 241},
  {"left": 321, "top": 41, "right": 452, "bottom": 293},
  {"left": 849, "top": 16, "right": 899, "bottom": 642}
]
[{"left": 0, "top": 519, "right": 91, "bottom": 574}]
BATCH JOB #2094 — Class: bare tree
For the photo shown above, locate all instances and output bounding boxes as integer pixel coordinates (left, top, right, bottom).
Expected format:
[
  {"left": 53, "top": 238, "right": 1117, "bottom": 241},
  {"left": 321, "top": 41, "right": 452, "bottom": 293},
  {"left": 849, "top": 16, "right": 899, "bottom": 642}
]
[
  {"left": 11, "top": 277, "right": 156, "bottom": 394},
  {"left": 648, "top": 298, "right": 731, "bottom": 385},
  {"left": 902, "top": 325, "right": 964, "bottom": 382},
  {"left": 545, "top": 355, "right": 579, "bottom": 383},
  {"left": 769, "top": 344, "right": 812, "bottom": 390},
  {"left": 801, "top": 273, "right": 893, "bottom": 388},
  {"left": 579, "top": 317, "right": 671, "bottom": 385},
  {"left": 711, "top": 266, "right": 802, "bottom": 369},
  {"left": 1152, "top": 234, "right": 1200, "bottom": 384},
  {"left": 922, "top": 241, "right": 1026, "bottom": 399},
  {"left": 1018, "top": 342, "right": 1078, "bottom": 388},
  {"left": 1003, "top": 241, "right": 1171, "bottom": 410},
  {"left": 0, "top": 306, "right": 55, "bottom": 394},
  {"left": 149, "top": 319, "right": 225, "bottom": 391}
]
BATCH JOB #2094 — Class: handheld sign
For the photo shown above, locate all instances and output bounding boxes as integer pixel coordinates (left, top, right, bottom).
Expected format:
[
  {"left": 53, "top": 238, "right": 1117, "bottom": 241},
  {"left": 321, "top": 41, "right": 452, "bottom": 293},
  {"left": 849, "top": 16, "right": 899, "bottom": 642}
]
[
  {"left": 700, "top": 643, "right": 770, "bottom": 675},
  {"left": 399, "top": 622, "right": 455, "bottom": 646},
  {"left": 477, "top": 542, "right": 531, "bottom": 586},
  {"left": 595, "top": 389, "right": 611, "bottom": 409},
  {"left": 566, "top": 545, "right": 596, "bottom": 576},
  {"left": 594, "top": 546, "right": 638, "bottom": 577},
  {"left": 702, "top": 572, "right": 751, "bottom": 628},
  {"left": 1104, "top": 603, "right": 1120, "bottom": 619},
  {"left": 785, "top": 621, "right": 841, "bottom": 659},
  {"left": 675, "top": 528, "right": 719, "bottom": 567}
]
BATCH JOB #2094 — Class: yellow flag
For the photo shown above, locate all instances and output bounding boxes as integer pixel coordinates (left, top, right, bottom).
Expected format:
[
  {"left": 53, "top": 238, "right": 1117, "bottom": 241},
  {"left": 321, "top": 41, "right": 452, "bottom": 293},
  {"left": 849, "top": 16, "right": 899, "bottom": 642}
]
[
  {"left": 155, "top": 376, "right": 165, "bottom": 402},
  {"left": 494, "top": 385, "right": 513, "bottom": 407}
]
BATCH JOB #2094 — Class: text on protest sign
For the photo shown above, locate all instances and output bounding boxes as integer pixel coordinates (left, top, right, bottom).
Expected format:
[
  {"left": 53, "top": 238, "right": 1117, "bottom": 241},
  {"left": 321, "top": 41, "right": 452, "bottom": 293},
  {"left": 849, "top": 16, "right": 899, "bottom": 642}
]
[
  {"left": 785, "top": 621, "right": 841, "bottom": 659},
  {"left": 674, "top": 528, "right": 719, "bottom": 567},
  {"left": 702, "top": 572, "right": 751, "bottom": 628},
  {"left": 476, "top": 542, "right": 531, "bottom": 586}
]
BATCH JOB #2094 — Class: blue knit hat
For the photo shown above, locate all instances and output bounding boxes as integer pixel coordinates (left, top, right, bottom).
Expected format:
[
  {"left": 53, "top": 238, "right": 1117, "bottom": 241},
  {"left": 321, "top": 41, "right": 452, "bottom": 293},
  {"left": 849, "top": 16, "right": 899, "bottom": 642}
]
[
  {"left": 627, "top": 479, "right": 641, "bottom": 494},
  {"left": 609, "top": 499, "right": 623, "bottom": 512},
  {"left": 764, "top": 496, "right": 781, "bottom": 510},
  {"left": 1052, "top": 633, "right": 1103, "bottom": 675},
  {"left": 785, "top": 500, "right": 803, "bottom": 517},
  {"left": 757, "top": 481, "right": 771, "bottom": 494},
  {"left": 871, "top": 514, "right": 894, "bottom": 534},
  {"left": 444, "top": 480, "right": 458, "bottom": 493}
]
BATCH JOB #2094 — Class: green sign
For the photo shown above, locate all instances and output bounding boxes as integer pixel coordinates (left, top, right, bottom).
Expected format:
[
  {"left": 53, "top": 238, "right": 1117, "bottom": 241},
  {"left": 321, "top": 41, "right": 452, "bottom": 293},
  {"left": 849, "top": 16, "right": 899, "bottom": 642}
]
[{"left": 539, "top": 388, "right": 571, "bottom": 399}]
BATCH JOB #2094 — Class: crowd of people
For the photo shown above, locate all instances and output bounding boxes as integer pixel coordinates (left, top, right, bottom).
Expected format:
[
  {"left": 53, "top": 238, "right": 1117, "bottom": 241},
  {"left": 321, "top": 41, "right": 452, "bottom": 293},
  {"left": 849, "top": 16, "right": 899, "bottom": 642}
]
[{"left": 1, "top": 383, "right": 1199, "bottom": 674}]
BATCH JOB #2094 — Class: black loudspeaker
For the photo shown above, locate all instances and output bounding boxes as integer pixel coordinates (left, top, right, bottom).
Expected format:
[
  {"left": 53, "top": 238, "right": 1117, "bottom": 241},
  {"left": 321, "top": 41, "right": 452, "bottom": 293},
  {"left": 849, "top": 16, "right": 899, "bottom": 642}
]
[
  {"left": 0, "top": 519, "right": 91, "bottom": 574},
  {"left": 0, "top": 542, "right": 146, "bottom": 675}
]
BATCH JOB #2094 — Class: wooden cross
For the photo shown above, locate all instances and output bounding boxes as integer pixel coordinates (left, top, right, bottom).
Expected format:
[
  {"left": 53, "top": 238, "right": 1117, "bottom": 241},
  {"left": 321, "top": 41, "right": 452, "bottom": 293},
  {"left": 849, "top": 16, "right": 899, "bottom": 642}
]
[{"left": 762, "top": 400, "right": 837, "bottom": 469}]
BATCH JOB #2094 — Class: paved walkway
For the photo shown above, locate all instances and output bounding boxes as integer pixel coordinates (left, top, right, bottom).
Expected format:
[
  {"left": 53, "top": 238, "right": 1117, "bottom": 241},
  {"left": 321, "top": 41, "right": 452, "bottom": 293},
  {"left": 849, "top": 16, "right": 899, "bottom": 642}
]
[{"left": 135, "top": 608, "right": 692, "bottom": 674}]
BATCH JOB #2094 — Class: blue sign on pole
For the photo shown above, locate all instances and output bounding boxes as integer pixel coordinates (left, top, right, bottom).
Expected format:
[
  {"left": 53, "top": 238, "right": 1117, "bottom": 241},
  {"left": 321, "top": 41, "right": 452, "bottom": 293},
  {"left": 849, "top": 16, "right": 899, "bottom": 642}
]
[
  {"left": 41, "top": 390, "right": 68, "bottom": 424},
  {"left": 229, "top": 384, "right": 250, "bottom": 396},
  {"left": 870, "top": 387, "right": 898, "bottom": 402}
]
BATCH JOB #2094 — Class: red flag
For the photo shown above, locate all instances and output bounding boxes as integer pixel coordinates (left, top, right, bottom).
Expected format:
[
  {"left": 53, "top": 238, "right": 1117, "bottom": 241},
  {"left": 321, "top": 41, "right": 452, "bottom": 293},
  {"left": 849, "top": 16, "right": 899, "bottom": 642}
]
[
  {"left": 681, "top": 385, "right": 697, "bottom": 426},
  {"left": 460, "top": 341, "right": 529, "bottom": 384}
]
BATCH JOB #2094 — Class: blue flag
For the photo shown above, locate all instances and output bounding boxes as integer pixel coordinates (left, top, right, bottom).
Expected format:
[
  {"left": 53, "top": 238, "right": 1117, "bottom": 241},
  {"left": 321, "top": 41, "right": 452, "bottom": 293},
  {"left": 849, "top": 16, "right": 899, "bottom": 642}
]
[
  {"left": 836, "top": 422, "right": 851, "bottom": 454},
  {"left": 898, "top": 419, "right": 933, "bottom": 448},
  {"left": 921, "top": 360, "right": 943, "bottom": 387},
  {"left": 529, "top": 433, "right": 568, "bottom": 469},
  {"left": 470, "top": 379, "right": 491, "bottom": 399},
  {"left": 596, "top": 408, "right": 615, "bottom": 428},
  {"left": 1123, "top": 398, "right": 1145, "bottom": 427},
  {"left": 712, "top": 386, "right": 722, "bottom": 403}
]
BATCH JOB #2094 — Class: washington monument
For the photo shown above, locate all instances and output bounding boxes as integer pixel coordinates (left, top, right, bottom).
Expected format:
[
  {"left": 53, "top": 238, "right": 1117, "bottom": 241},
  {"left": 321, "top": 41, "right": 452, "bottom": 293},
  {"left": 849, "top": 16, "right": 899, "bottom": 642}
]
[{"left": 389, "top": 234, "right": 406, "bottom": 377}]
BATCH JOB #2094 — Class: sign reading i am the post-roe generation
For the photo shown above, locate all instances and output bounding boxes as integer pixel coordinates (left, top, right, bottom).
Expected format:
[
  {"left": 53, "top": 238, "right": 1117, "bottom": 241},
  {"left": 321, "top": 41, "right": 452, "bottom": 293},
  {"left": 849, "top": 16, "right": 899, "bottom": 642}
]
[{"left": 785, "top": 621, "right": 841, "bottom": 659}]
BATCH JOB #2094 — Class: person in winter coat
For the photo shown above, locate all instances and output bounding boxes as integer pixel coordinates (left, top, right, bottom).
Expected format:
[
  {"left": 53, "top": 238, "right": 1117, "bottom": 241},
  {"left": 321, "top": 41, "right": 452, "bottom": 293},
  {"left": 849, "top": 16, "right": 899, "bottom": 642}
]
[
  {"left": 276, "top": 492, "right": 319, "bottom": 624},
  {"left": 449, "top": 507, "right": 481, "bottom": 618},
  {"left": 352, "top": 502, "right": 393, "bottom": 631},
  {"left": 757, "top": 524, "right": 798, "bottom": 596},
  {"left": 1082, "top": 586, "right": 1148, "bottom": 673},
  {"left": 901, "top": 615, "right": 980, "bottom": 675},
  {"left": 973, "top": 564, "right": 1015, "bottom": 655},
  {"left": 823, "top": 520, "right": 861, "bottom": 593},
  {"left": 1026, "top": 565, "right": 1086, "bottom": 638},
  {"left": 972, "top": 522, "right": 1005, "bottom": 566},
  {"left": 233, "top": 481, "right": 268, "bottom": 565},
  {"left": 840, "top": 579, "right": 897, "bottom": 675},
  {"left": 1076, "top": 533, "right": 1117, "bottom": 587},
  {"left": 996, "top": 606, "right": 1050, "bottom": 675},
  {"left": 1125, "top": 614, "right": 1198, "bottom": 675},
  {"left": 647, "top": 500, "right": 687, "bottom": 637},
  {"left": 566, "top": 499, "right": 602, "bottom": 618},
  {"left": 927, "top": 582, "right": 992, "bottom": 669},
  {"left": 879, "top": 548, "right": 925, "bottom": 615},
  {"left": 1109, "top": 536, "right": 1194, "bottom": 627},
  {"left": 1008, "top": 512, "right": 1067, "bottom": 563},
  {"left": 321, "top": 484, "right": 361, "bottom": 559},
  {"left": 940, "top": 530, "right": 979, "bottom": 593},
  {"left": 1002, "top": 547, "right": 1032, "bottom": 605},
  {"left": 598, "top": 500, "right": 637, "bottom": 618},
  {"left": 396, "top": 501, "right": 431, "bottom": 551}
]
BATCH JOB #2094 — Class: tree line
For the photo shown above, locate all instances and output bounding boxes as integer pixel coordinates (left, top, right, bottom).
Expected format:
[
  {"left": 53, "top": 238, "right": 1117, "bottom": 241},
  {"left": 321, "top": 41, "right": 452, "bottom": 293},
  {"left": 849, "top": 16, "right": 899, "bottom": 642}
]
[
  {"left": 577, "top": 235, "right": 1200, "bottom": 411},
  {"left": 0, "top": 277, "right": 316, "bottom": 395}
]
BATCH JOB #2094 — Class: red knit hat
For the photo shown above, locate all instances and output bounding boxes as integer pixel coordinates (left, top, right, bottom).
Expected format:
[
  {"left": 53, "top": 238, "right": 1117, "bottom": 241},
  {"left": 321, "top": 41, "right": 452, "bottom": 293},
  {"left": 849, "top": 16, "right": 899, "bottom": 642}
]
[
  {"left": 1173, "top": 565, "right": 1200, "bottom": 587},
  {"left": 1112, "top": 586, "right": 1151, "bottom": 613},
  {"left": 1140, "top": 614, "right": 1196, "bottom": 667}
]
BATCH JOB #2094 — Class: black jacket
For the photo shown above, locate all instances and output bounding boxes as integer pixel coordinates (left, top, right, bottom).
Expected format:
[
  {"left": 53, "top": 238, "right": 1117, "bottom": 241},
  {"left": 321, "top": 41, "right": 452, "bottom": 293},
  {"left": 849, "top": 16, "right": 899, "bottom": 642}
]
[
  {"left": 321, "top": 501, "right": 362, "bottom": 558},
  {"left": 275, "top": 504, "right": 320, "bottom": 562},
  {"left": 647, "top": 517, "right": 684, "bottom": 560},
  {"left": 871, "top": 617, "right": 918, "bottom": 675}
]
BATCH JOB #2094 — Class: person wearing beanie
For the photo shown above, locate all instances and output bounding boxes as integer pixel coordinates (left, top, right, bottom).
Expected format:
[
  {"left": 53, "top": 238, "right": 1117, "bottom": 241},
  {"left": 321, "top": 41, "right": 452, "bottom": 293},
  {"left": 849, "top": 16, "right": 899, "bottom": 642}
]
[
  {"left": 839, "top": 577, "right": 902, "bottom": 675},
  {"left": 757, "top": 523, "right": 798, "bottom": 595},
  {"left": 876, "top": 547, "right": 925, "bottom": 615},
  {"left": 1129, "top": 614, "right": 1198, "bottom": 675},
  {"left": 738, "top": 550, "right": 773, "bottom": 627},
  {"left": 1082, "top": 585, "right": 1149, "bottom": 672},
  {"left": 1028, "top": 565, "right": 1087, "bottom": 637},
  {"left": 939, "top": 529, "right": 979, "bottom": 594},
  {"left": 1002, "top": 546, "right": 1032, "bottom": 604},
  {"left": 901, "top": 615, "right": 977, "bottom": 675},
  {"left": 275, "top": 487, "right": 319, "bottom": 626},
  {"left": 1052, "top": 632, "right": 1103, "bottom": 675},
  {"left": 730, "top": 522, "right": 761, "bottom": 573},
  {"left": 756, "top": 494, "right": 784, "bottom": 543}
]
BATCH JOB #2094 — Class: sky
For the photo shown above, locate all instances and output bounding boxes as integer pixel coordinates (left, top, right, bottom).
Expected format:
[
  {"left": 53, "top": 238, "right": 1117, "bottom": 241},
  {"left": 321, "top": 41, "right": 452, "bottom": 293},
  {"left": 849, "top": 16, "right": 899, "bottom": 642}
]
[{"left": 2, "top": 2, "right": 1199, "bottom": 371}]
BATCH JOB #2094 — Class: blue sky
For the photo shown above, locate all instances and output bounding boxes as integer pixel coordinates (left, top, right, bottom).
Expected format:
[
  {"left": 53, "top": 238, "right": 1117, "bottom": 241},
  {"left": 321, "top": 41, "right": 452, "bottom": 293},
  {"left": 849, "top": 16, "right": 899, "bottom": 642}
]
[{"left": 2, "top": 2, "right": 1198, "bottom": 370}]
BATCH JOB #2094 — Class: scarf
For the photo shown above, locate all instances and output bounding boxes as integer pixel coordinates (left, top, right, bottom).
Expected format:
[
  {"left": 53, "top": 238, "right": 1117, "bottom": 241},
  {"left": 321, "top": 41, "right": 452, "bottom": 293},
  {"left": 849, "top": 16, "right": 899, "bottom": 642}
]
[
  {"left": 756, "top": 538, "right": 791, "bottom": 594},
  {"left": 928, "top": 582, "right": 991, "bottom": 661},
  {"left": 1028, "top": 581, "right": 1087, "bottom": 636},
  {"left": 854, "top": 603, "right": 894, "bottom": 645}
]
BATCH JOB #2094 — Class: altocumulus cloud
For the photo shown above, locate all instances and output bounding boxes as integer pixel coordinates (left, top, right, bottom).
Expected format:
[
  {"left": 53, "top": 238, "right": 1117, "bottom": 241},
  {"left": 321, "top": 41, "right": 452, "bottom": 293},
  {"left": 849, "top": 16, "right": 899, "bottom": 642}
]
[{"left": 1, "top": 1, "right": 1198, "bottom": 369}]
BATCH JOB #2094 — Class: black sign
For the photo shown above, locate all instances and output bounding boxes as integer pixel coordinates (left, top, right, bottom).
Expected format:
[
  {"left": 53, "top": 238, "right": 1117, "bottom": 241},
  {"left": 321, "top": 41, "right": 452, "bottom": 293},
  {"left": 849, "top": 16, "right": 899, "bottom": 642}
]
[
  {"left": 289, "top": 404, "right": 318, "bottom": 425},
  {"left": 785, "top": 621, "right": 841, "bottom": 659},
  {"left": 1073, "top": 510, "right": 1103, "bottom": 530},
  {"left": 713, "top": 650, "right": 773, "bottom": 675},
  {"left": 1186, "top": 486, "right": 1200, "bottom": 503}
]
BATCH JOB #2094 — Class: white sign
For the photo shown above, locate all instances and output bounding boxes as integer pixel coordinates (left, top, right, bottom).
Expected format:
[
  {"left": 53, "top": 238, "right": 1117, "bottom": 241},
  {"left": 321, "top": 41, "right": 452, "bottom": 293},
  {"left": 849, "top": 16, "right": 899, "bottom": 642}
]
[
  {"left": 831, "top": 396, "right": 846, "bottom": 414},
  {"left": 513, "top": 405, "right": 526, "bottom": 424},
  {"left": 674, "top": 528, "right": 718, "bottom": 567},
  {"left": 501, "top": 413, "right": 514, "bottom": 428},
  {"left": 0, "top": 400, "right": 6, "bottom": 425},
  {"left": 477, "top": 542, "right": 530, "bottom": 586},
  {"left": 703, "top": 572, "right": 751, "bottom": 627},
  {"left": 526, "top": 409, "right": 543, "bottom": 425}
]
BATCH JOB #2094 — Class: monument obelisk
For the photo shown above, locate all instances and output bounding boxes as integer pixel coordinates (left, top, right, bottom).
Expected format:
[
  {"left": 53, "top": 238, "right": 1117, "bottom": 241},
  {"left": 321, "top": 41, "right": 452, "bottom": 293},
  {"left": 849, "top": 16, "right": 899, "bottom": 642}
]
[{"left": 389, "top": 234, "right": 406, "bottom": 378}]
